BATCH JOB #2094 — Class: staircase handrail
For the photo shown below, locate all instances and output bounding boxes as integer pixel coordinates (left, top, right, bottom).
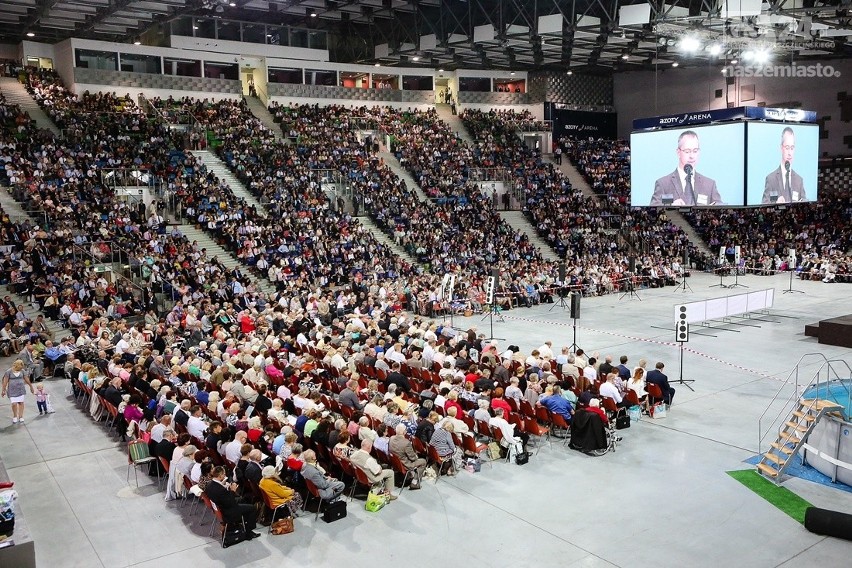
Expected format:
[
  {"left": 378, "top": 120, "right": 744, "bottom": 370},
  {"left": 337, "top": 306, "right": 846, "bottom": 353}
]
[
  {"left": 70, "top": 243, "right": 147, "bottom": 298},
  {"left": 758, "top": 353, "right": 851, "bottom": 455}
]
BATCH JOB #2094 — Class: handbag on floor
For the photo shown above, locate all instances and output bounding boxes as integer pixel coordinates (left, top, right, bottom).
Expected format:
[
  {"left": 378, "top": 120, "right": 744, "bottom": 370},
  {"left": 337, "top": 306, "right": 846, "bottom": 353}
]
[
  {"left": 365, "top": 490, "right": 389, "bottom": 513},
  {"left": 323, "top": 500, "right": 347, "bottom": 523},
  {"left": 651, "top": 403, "right": 667, "bottom": 419},
  {"left": 271, "top": 517, "right": 294, "bottom": 535},
  {"left": 627, "top": 405, "right": 641, "bottom": 423},
  {"left": 615, "top": 415, "right": 631, "bottom": 430}
]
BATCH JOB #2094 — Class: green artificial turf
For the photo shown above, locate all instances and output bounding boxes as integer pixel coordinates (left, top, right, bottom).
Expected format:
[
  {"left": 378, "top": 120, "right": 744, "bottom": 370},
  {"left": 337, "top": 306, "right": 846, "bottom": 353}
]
[{"left": 727, "top": 469, "right": 814, "bottom": 524}]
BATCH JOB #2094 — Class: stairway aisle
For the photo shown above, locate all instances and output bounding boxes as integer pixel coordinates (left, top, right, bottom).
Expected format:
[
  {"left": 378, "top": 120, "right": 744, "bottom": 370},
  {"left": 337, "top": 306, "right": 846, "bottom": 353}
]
[
  {"left": 244, "top": 97, "right": 284, "bottom": 141},
  {"left": 377, "top": 151, "right": 431, "bottom": 203},
  {"left": 357, "top": 216, "right": 420, "bottom": 267},
  {"left": 498, "top": 210, "right": 561, "bottom": 262},
  {"left": 0, "top": 77, "right": 61, "bottom": 136},
  {"left": 0, "top": 187, "right": 34, "bottom": 222},
  {"left": 435, "top": 104, "right": 475, "bottom": 145},
  {"left": 176, "top": 224, "right": 277, "bottom": 296},
  {"left": 543, "top": 155, "right": 599, "bottom": 202},
  {"left": 192, "top": 150, "right": 266, "bottom": 215},
  {"left": 663, "top": 211, "right": 715, "bottom": 258}
]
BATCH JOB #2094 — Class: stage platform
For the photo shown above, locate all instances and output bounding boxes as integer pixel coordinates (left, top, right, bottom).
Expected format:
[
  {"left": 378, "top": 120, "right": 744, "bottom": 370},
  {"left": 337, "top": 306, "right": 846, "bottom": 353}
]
[{"left": 805, "top": 314, "right": 852, "bottom": 348}]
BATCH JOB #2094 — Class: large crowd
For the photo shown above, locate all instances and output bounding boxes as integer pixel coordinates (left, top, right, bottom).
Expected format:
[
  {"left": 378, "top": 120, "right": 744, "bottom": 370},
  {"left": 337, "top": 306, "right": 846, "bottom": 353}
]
[{"left": 1, "top": 65, "right": 849, "bottom": 548}]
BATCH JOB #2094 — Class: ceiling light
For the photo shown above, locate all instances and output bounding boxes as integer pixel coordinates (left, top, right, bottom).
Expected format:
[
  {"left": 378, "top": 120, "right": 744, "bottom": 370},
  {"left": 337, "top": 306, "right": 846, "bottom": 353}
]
[
  {"left": 730, "top": 58, "right": 738, "bottom": 65},
  {"left": 621, "top": 53, "right": 629, "bottom": 60},
  {"left": 672, "top": 61, "right": 679, "bottom": 67},
  {"left": 27, "top": 32, "right": 35, "bottom": 37},
  {"left": 708, "top": 44, "right": 722, "bottom": 56},
  {"left": 510, "top": 71, "right": 515, "bottom": 75},
  {"left": 374, "top": 63, "right": 380, "bottom": 67},
  {"left": 721, "top": 69, "right": 727, "bottom": 75},
  {"left": 439, "top": 68, "right": 444, "bottom": 72},
  {"left": 742, "top": 50, "right": 754, "bottom": 61},
  {"left": 134, "top": 41, "right": 141, "bottom": 45},
  {"left": 412, "top": 56, "right": 420, "bottom": 62},
  {"left": 566, "top": 70, "right": 573, "bottom": 75},
  {"left": 193, "top": 26, "right": 199, "bottom": 30},
  {"left": 310, "top": 11, "right": 317, "bottom": 17},
  {"left": 679, "top": 36, "right": 701, "bottom": 53},
  {"left": 754, "top": 48, "right": 771, "bottom": 64},
  {"left": 229, "top": 1, "right": 235, "bottom": 5}
]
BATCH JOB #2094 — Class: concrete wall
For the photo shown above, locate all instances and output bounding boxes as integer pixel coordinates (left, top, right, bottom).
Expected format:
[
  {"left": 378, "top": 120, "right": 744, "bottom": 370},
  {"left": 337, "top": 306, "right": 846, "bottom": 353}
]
[
  {"left": 614, "top": 59, "right": 852, "bottom": 157},
  {"left": 0, "top": 44, "right": 18, "bottom": 60},
  {"left": 170, "top": 35, "right": 327, "bottom": 63}
]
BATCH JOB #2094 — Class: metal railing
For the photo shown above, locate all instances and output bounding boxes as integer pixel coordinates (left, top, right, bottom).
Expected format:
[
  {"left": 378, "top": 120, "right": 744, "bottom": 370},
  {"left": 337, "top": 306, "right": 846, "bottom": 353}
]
[
  {"left": 515, "top": 120, "right": 553, "bottom": 132},
  {"left": 758, "top": 353, "right": 852, "bottom": 457},
  {"left": 71, "top": 242, "right": 148, "bottom": 297}
]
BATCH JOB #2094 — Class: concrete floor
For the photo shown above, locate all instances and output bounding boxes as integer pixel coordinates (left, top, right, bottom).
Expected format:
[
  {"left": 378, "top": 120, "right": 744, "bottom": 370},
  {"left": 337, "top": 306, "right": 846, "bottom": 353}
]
[{"left": 2, "top": 271, "right": 852, "bottom": 568}]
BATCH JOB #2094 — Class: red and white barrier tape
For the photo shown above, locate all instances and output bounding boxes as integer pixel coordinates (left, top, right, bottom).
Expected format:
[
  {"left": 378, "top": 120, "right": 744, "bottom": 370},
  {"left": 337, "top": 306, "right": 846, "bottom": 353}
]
[{"left": 499, "top": 313, "right": 780, "bottom": 382}]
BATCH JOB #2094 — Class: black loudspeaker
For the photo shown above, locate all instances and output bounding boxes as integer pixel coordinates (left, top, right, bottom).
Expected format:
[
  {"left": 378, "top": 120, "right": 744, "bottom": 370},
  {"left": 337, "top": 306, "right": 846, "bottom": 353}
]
[
  {"left": 804, "top": 507, "right": 852, "bottom": 541},
  {"left": 682, "top": 248, "right": 689, "bottom": 266},
  {"left": 558, "top": 263, "right": 566, "bottom": 283},
  {"left": 628, "top": 257, "right": 636, "bottom": 273},
  {"left": 569, "top": 293, "right": 581, "bottom": 319},
  {"left": 676, "top": 305, "right": 689, "bottom": 342},
  {"left": 491, "top": 268, "right": 499, "bottom": 288}
]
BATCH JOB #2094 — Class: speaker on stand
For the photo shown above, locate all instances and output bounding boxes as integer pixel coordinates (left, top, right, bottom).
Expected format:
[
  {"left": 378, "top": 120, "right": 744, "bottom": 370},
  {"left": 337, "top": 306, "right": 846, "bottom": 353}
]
[
  {"left": 481, "top": 268, "right": 505, "bottom": 341},
  {"left": 783, "top": 248, "right": 804, "bottom": 294},
  {"left": 549, "top": 262, "right": 571, "bottom": 312},
  {"left": 567, "top": 292, "right": 580, "bottom": 351},
  {"left": 673, "top": 305, "right": 695, "bottom": 391},
  {"left": 619, "top": 257, "right": 641, "bottom": 301},
  {"left": 675, "top": 249, "right": 693, "bottom": 293}
]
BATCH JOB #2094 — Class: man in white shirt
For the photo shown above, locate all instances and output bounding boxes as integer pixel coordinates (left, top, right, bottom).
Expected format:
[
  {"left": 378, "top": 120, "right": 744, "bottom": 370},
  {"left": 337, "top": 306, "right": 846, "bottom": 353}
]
[
  {"left": 186, "top": 405, "right": 208, "bottom": 440},
  {"left": 537, "top": 341, "right": 554, "bottom": 360},
  {"left": 150, "top": 414, "right": 172, "bottom": 443},
  {"left": 599, "top": 374, "right": 629, "bottom": 408},
  {"left": 489, "top": 408, "right": 529, "bottom": 453},
  {"left": 224, "top": 430, "right": 248, "bottom": 464}
]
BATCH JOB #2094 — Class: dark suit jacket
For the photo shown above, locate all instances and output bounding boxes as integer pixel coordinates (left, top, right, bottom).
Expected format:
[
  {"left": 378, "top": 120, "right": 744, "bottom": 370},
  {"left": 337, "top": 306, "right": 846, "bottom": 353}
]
[
  {"left": 762, "top": 166, "right": 806, "bottom": 204},
  {"left": 205, "top": 479, "right": 243, "bottom": 524},
  {"left": 651, "top": 169, "right": 722, "bottom": 206},
  {"left": 646, "top": 369, "right": 673, "bottom": 400}
]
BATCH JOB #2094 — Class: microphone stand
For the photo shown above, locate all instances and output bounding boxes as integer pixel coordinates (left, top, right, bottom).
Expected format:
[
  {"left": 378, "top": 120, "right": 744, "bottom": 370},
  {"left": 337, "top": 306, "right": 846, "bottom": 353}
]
[{"left": 783, "top": 269, "right": 804, "bottom": 294}]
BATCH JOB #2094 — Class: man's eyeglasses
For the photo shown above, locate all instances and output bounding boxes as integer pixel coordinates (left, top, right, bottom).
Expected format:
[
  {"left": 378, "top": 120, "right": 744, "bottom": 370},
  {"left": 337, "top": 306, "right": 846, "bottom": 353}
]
[
  {"left": 678, "top": 148, "right": 700, "bottom": 155},
  {"left": 782, "top": 145, "right": 795, "bottom": 151}
]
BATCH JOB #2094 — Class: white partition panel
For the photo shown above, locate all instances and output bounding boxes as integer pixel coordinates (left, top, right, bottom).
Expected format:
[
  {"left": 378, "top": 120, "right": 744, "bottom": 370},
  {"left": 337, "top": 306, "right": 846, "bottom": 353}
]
[{"left": 674, "top": 288, "right": 775, "bottom": 324}]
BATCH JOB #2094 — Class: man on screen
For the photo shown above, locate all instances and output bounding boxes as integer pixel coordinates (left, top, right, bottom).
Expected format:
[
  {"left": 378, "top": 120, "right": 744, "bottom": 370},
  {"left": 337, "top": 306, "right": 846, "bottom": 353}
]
[
  {"left": 650, "top": 130, "right": 722, "bottom": 206},
  {"left": 761, "top": 127, "right": 807, "bottom": 204}
]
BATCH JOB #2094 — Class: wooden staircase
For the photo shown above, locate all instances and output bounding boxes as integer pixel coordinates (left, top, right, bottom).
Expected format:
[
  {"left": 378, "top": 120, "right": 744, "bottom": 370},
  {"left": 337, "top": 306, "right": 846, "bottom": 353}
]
[{"left": 757, "top": 398, "right": 843, "bottom": 482}]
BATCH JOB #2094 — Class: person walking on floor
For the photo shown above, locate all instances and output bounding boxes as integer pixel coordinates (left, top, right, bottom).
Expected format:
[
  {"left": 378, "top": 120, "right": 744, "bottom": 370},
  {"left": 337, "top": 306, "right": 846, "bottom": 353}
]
[{"left": 2, "top": 359, "right": 35, "bottom": 424}]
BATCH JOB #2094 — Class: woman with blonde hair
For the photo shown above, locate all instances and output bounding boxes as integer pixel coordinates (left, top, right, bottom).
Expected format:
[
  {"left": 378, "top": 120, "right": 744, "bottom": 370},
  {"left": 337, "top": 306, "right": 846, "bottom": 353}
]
[
  {"left": 259, "top": 465, "right": 303, "bottom": 518},
  {"left": 2, "top": 359, "right": 34, "bottom": 424}
]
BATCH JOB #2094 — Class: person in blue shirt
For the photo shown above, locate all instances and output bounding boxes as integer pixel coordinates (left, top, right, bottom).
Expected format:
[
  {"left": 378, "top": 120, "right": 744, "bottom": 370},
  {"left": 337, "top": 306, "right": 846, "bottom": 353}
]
[{"left": 540, "top": 385, "right": 574, "bottom": 422}]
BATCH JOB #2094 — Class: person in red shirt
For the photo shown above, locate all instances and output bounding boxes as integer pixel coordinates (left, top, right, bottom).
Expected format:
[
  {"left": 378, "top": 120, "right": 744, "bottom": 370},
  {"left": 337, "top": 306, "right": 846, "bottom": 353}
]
[
  {"left": 585, "top": 398, "right": 609, "bottom": 425},
  {"left": 490, "top": 387, "right": 512, "bottom": 416}
]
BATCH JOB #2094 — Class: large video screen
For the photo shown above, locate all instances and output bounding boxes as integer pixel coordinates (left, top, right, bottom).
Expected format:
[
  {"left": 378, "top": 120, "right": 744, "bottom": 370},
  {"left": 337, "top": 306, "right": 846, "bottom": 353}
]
[
  {"left": 631, "top": 123, "right": 745, "bottom": 207},
  {"left": 746, "top": 122, "right": 818, "bottom": 206}
]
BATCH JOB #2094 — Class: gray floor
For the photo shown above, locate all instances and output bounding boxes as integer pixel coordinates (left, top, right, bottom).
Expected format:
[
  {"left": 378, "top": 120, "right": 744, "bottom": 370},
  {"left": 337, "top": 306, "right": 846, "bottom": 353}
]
[{"left": 3, "top": 271, "right": 852, "bottom": 568}]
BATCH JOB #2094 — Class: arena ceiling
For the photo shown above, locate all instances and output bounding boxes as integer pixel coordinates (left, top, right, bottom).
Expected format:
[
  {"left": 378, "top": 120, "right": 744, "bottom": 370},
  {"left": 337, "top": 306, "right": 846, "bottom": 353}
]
[{"left": 1, "top": 0, "right": 851, "bottom": 71}]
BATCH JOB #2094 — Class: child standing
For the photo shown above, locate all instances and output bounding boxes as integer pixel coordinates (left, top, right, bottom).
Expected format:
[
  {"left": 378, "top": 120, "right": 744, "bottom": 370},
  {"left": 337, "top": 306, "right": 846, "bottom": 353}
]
[{"left": 35, "top": 384, "right": 49, "bottom": 415}]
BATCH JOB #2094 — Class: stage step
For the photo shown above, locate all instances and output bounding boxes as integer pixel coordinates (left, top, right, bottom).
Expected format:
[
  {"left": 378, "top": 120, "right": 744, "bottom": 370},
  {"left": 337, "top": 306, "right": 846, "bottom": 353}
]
[
  {"left": 757, "top": 462, "right": 779, "bottom": 477},
  {"left": 757, "top": 398, "right": 842, "bottom": 484}
]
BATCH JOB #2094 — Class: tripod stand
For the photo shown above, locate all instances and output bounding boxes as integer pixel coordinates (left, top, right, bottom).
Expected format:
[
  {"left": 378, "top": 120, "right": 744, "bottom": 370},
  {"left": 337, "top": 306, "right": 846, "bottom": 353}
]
[
  {"left": 709, "top": 267, "right": 729, "bottom": 289},
  {"left": 568, "top": 319, "right": 579, "bottom": 352},
  {"left": 674, "top": 341, "right": 695, "bottom": 391},
  {"left": 782, "top": 269, "right": 804, "bottom": 294},
  {"left": 480, "top": 302, "right": 505, "bottom": 341},
  {"left": 549, "top": 287, "right": 570, "bottom": 312},
  {"left": 619, "top": 277, "right": 641, "bottom": 301},
  {"left": 674, "top": 273, "right": 693, "bottom": 293},
  {"left": 726, "top": 266, "right": 748, "bottom": 289}
]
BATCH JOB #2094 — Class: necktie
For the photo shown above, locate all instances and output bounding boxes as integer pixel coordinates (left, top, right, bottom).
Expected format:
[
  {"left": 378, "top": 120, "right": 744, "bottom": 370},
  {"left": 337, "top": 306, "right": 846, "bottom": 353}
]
[
  {"left": 685, "top": 172, "right": 695, "bottom": 205},
  {"left": 786, "top": 170, "right": 791, "bottom": 198}
]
